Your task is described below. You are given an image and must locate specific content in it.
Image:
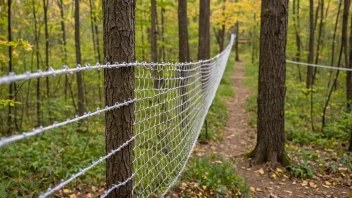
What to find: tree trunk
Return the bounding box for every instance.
[198,0,210,61]
[251,0,289,165]
[57,0,68,102]
[178,0,190,133]
[74,0,86,117]
[7,0,13,134]
[348,10,352,152]
[32,0,41,127]
[161,8,166,62]
[103,0,135,197]
[198,0,210,91]
[178,0,190,63]
[235,20,240,61]
[293,0,302,81]
[307,0,315,89]
[344,0,352,111]
[151,0,158,62]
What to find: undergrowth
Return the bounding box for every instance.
[243,52,352,179]
[179,156,249,197]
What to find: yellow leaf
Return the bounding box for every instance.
[309,181,317,188]
[250,187,256,192]
[301,180,308,186]
[257,168,265,175]
[276,168,283,173]
[325,181,331,186]
[69,194,76,198]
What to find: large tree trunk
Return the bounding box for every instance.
[251,0,289,165]
[307,0,315,89]
[74,0,86,117]
[348,10,352,151]
[103,0,135,197]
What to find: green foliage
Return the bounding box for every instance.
[288,162,314,179]
[182,156,249,196]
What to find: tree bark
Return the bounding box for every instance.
[345,0,352,111]
[7,0,13,134]
[293,0,302,81]
[235,20,240,61]
[32,0,41,127]
[348,10,352,151]
[178,0,190,62]
[103,0,135,197]
[74,0,86,117]
[251,0,289,165]
[307,0,315,88]
[198,0,210,61]
[151,0,158,63]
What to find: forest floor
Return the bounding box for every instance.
[191,61,352,198]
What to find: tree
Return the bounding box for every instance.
[74,0,86,117]
[103,0,135,197]
[178,0,190,131]
[151,0,158,63]
[250,0,289,165]
[198,0,210,61]
[307,0,315,89]
[178,0,190,62]
[7,0,13,134]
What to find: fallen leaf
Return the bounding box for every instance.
[250,187,256,192]
[309,181,318,188]
[301,180,308,186]
[325,181,331,186]
[255,188,263,192]
[338,167,348,171]
[257,168,265,175]
[276,168,283,173]
[69,194,76,198]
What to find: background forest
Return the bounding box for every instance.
[0,0,352,197]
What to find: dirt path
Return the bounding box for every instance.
[194,62,350,198]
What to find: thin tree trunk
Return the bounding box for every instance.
[103,1,135,197]
[307,0,315,89]
[151,0,158,63]
[74,0,86,118]
[293,0,302,81]
[235,0,240,61]
[32,0,41,127]
[235,20,240,61]
[7,0,13,134]
[57,0,68,102]
[161,8,166,62]
[251,0,289,165]
[344,0,351,111]
[43,0,51,122]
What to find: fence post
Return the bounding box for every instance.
[103,1,135,197]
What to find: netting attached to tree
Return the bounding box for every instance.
[0,35,235,198]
